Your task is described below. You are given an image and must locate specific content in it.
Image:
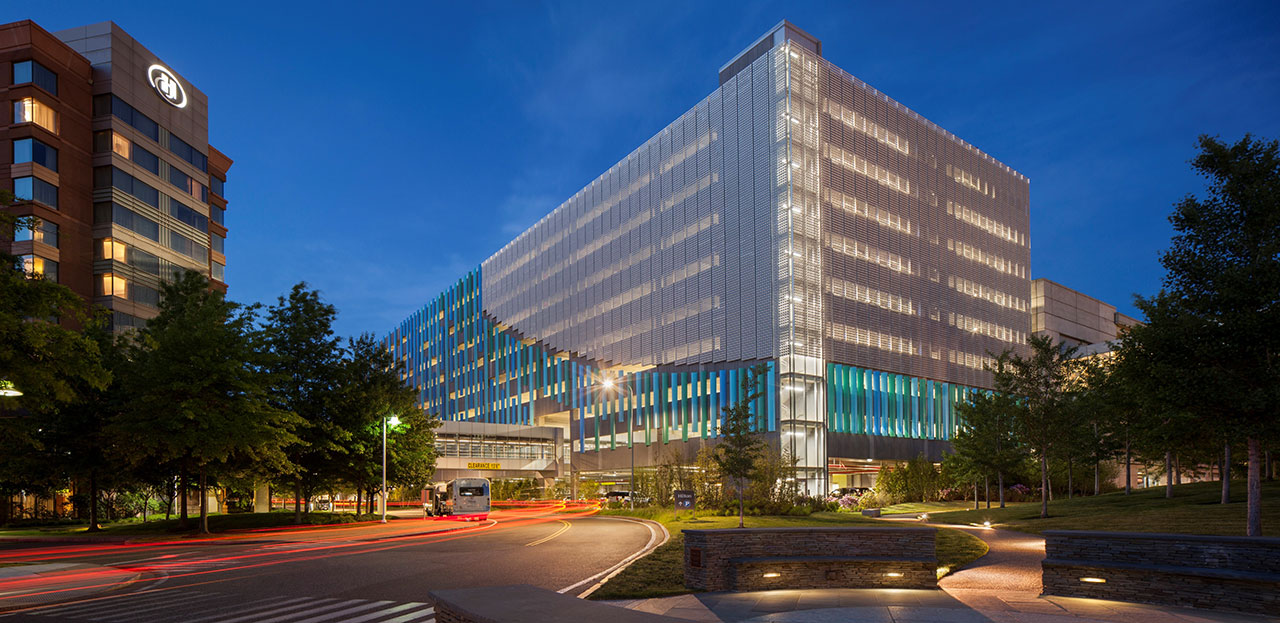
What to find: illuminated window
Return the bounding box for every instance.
[948,240,1026,278]
[825,100,909,155]
[14,97,58,133]
[97,273,130,299]
[828,278,915,315]
[947,312,1026,344]
[13,137,57,171]
[827,321,919,355]
[946,165,996,198]
[829,233,912,274]
[16,255,57,282]
[827,145,911,195]
[826,188,911,235]
[947,201,1023,245]
[948,275,1028,312]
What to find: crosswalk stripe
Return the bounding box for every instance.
[43,591,222,619]
[258,599,394,623]
[176,596,313,623]
[87,592,234,621]
[32,591,175,616]
[338,602,423,623]
[193,597,344,623]
[378,608,436,623]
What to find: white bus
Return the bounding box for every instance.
[428,478,490,520]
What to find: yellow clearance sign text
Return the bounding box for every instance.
[467,462,501,470]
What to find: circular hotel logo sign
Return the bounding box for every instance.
[147,64,187,108]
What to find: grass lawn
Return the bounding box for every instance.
[587,510,987,600]
[877,500,1003,515]
[927,480,1280,537]
[0,511,388,538]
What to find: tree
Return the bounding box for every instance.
[263,283,344,522]
[331,333,435,514]
[1,195,111,524]
[713,364,768,528]
[1002,335,1084,519]
[113,271,302,532]
[1143,135,1280,536]
[951,377,1021,508]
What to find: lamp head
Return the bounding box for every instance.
[388,415,401,427]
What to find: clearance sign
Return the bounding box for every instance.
[467,462,501,470]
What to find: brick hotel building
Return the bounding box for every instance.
[2,20,231,331]
[388,21,1030,493]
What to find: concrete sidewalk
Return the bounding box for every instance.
[606,588,1280,622]
[0,563,141,612]
[605,520,1279,623]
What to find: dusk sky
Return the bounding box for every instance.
[24,1,1280,340]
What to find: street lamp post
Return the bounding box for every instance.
[382,414,401,523]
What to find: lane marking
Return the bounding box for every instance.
[523,521,571,547]
[557,516,668,596]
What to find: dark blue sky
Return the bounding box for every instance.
[25,1,1280,339]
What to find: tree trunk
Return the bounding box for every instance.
[356,488,363,518]
[1247,438,1262,537]
[1040,452,1049,519]
[1165,451,1173,499]
[294,482,302,524]
[1067,457,1074,500]
[166,475,175,520]
[984,475,990,509]
[199,471,210,534]
[1174,454,1182,485]
[1094,460,1100,496]
[973,481,979,510]
[1124,440,1132,495]
[998,471,1005,508]
[737,480,744,529]
[178,468,190,529]
[1222,442,1232,505]
[87,469,101,532]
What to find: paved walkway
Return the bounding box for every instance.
[605,519,1279,623]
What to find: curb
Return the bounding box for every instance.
[568,516,671,599]
[0,536,131,544]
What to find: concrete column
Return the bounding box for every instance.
[253,484,271,513]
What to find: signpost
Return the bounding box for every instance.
[674,489,695,519]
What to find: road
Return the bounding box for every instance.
[0,502,658,622]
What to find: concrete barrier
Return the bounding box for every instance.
[1041,530,1280,615]
[429,585,676,622]
[683,527,936,591]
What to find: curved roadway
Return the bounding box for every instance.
[0,502,655,622]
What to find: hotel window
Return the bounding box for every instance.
[111,311,146,331]
[168,167,207,202]
[17,254,58,282]
[167,134,207,172]
[211,205,225,226]
[13,98,58,134]
[96,203,160,242]
[95,95,159,142]
[13,137,57,171]
[98,273,129,298]
[211,233,225,254]
[210,176,224,198]
[13,176,58,209]
[97,131,161,175]
[168,230,208,263]
[15,219,58,248]
[168,198,209,232]
[211,261,225,282]
[13,60,58,95]
[97,166,159,209]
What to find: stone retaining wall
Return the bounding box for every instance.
[1041,530,1280,615]
[683,527,936,591]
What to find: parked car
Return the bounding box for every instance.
[830,487,870,498]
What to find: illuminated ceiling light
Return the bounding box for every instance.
[763,572,781,578]
[791,161,802,168]
[885,572,904,578]
[1079,577,1106,583]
